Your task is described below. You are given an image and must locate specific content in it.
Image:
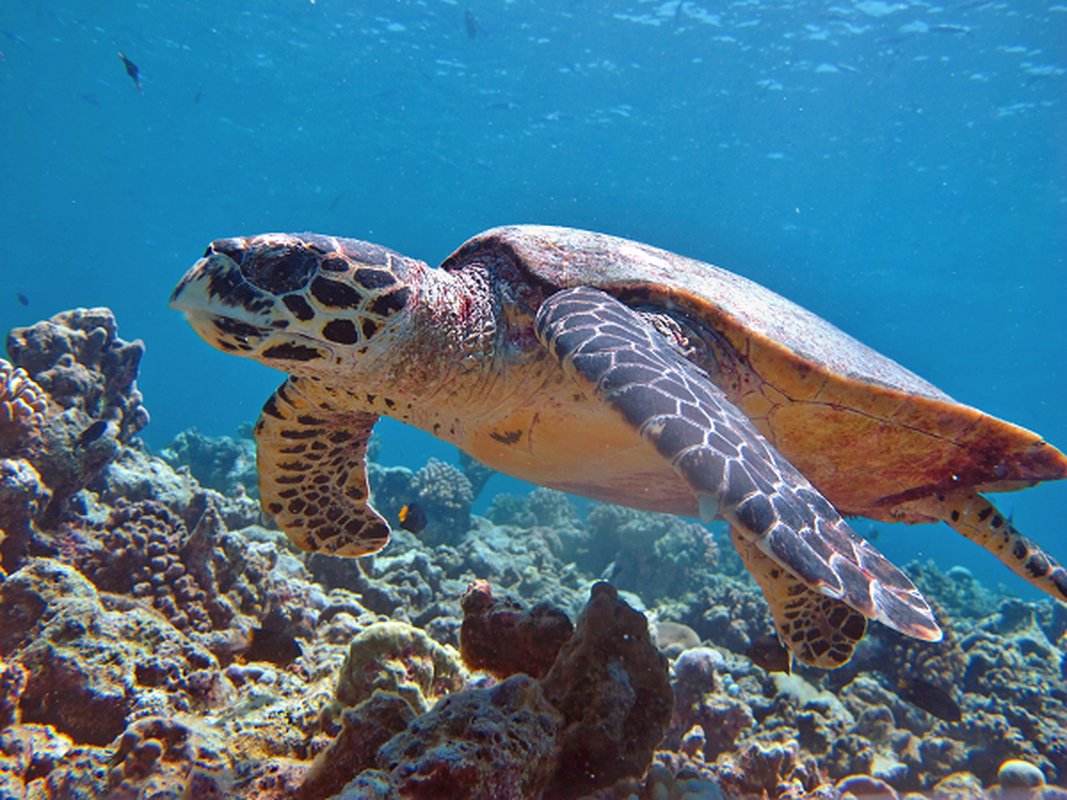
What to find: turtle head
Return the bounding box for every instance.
[170,233,419,374]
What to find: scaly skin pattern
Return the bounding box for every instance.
[460,226,1067,523]
[535,287,941,653]
[899,488,1067,602]
[730,526,867,669]
[254,377,387,556]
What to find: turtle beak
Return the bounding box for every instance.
[170,239,279,318]
[169,242,281,355]
[171,237,336,365]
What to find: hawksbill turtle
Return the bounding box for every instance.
[170,225,1067,668]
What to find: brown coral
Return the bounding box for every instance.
[65,499,233,636]
[541,581,674,800]
[459,579,574,680]
[299,692,416,800]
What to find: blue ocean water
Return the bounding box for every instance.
[1,0,1063,596]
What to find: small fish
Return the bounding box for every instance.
[77,92,102,109]
[398,503,428,534]
[3,30,32,49]
[930,23,971,34]
[746,633,791,674]
[465,8,479,38]
[895,676,962,723]
[16,293,28,306]
[118,51,143,94]
[246,627,302,665]
[193,86,203,104]
[74,420,108,449]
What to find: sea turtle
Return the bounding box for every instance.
[169,226,1067,668]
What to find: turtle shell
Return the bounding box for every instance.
[442,225,1067,523]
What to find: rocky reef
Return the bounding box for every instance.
[1,307,1066,800]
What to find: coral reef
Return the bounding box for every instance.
[1,309,152,566]
[159,427,257,498]
[0,658,27,729]
[5,309,149,509]
[6,308,148,440]
[411,457,476,546]
[104,715,233,798]
[2,306,1066,800]
[0,558,223,746]
[586,505,720,602]
[0,457,51,572]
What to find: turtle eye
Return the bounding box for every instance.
[241,245,320,295]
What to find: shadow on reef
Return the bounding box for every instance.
[2,307,1067,799]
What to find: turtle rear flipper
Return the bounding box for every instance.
[255,377,390,556]
[535,287,942,656]
[903,489,1067,602]
[731,525,867,669]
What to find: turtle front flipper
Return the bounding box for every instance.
[901,489,1067,603]
[535,287,942,654]
[255,377,390,556]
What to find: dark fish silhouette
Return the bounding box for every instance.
[930,23,971,34]
[398,503,428,534]
[3,31,31,49]
[746,633,791,674]
[118,51,142,93]
[465,8,479,38]
[77,92,102,109]
[16,293,28,306]
[246,627,302,665]
[895,676,962,723]
[74,420,108,449]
